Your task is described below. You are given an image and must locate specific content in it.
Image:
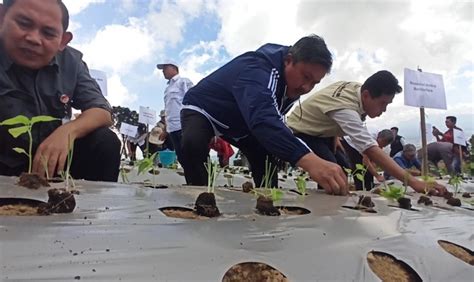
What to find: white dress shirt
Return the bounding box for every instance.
[164,74,193,133]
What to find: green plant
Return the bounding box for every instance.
[204,157,220,193]
[345,164,368,191]
[294,175,307,197]
[448,174,463,196]
[253,158,283,203]
[0,115,58,173]
[421,174,436,194]
[381,184,404,201]
[61,134,75,190]
[40,155,50,180]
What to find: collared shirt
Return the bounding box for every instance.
[164,74,193,133]
[0,43,112,172]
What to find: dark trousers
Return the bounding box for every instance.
[341,139,374,190]
[169,130,183,165]
[0,127,121,182]
[180,109,278,187]
[294,133,350,189]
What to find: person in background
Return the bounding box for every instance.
[342,129,394,190]
[286,71,446,195]
[418,142,454,176]
[432,116,463,174]
[209,137,234,167]
[389,126,404,157]
[180,35,348,195]
[385,144,421,179]
[156,60,193,165]
[0,0,120,181]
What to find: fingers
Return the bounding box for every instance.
[311,163,348,196]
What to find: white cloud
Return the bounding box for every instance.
[106,74,138,106]
[63,0,106,15]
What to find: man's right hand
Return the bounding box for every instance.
[297,153,348,195]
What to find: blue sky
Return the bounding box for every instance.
[10,0,474,145]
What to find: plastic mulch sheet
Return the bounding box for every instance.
[1,172,473,281]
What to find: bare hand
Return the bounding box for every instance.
[375,175,385,182]
[32,126,76,178]
[308,160,348,195]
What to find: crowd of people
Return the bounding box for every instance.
[1,0,471,197]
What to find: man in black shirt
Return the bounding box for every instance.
[389,127,404,157]
[0,0,120,181]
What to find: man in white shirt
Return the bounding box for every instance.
[156,60,193,165]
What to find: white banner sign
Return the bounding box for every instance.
[90,69,108,97]
[138,106,157,125]
[453,128,465,146]
[403,68,446,109]
[120,122,138,138]
[425,123,432,142]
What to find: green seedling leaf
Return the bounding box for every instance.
[343,167,352,174]
[31,115,59,124]
[0,115,30,126]
[8,126,29,138]
[271,189,284,202]
[381,185,404,200]
[12,147,28,155]
[355,163,365,171]
[355,173,364,182]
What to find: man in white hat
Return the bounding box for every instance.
[156,60,193,165]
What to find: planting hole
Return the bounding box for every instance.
[276,206,310,215]
[438,240,474,265]
[341,205,377,213]
[288,189,308,196]
[0,198,47,216]
[143,183,168,189]
[222,262,288,282]
[159,206,207,220]
[367,251,422,282]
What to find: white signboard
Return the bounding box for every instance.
[425,123,432,142]
[138,106,157,125]
[453,128,465,146]
[90,69,108,96]
[403,68,446,109]
[120,122,138,138]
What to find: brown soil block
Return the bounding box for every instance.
[47,177,64,183]
[17,172,50,189]
[398,197,412,209]
[0,198,47,216]
[276,206,310,215]
[462,192,471,198]
[37,188,76,215]
[256,196,280,216]
[195,192,220,217]
[367,251,422,282]
[446,197,461,207]
[222,262,288,282]
[358,195,375,208]
[242,181,254,193]
[417,195,433,206]
[443,191,454,200]
[438,240,474,265]
[148,169,160,175]
[159,206,207,220]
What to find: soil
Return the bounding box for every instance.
[194,192,220,217]
[277,206,310,215]
[222,262,288,282]
[438,240,474,265]
[446,197,461,207]
[143,183,168,189]
[47,177,64,183]
[148,168,160,175]
[462,192,471,198]
[17,172,50,189]
[371,187,383,195]
[417,195,433,206]
[367,251,422,282]
[37,188,76,215]
[242,181,254,193]
[0,204,40,216]
[358,195,375,208]
[397,197,412,210]
[256,196,280,216]
[443,191,454,200]
[159,207,207,220]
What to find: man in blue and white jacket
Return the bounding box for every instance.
[181,35,348,195]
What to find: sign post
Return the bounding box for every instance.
[404,68,447,177]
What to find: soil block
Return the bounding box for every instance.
[443,192,454,200]
[194,192,220,217]
[417,195,433,206]
[256,196,280,216]
[462,192,471,198]
[358,195,375,208]
[446,197,461,207]
[222,262,288,282]
[37,188,76,215]
[242,181,254,193]
[367,251,422,282]
[17,172,50,189]
[397,197,412,210]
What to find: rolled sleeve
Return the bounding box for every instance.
[329,109,377,153]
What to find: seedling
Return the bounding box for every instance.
[294,174,307,197]
[0,115,58,173]
[253,158,283,203]
[381,184,404,201]
[204,157,221,194]
[448,174,463,196]
[137,152,158,187]
[421,174,436,195]
[40,155,50,180]
[223,172,234,187]
[60,135,75,190]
